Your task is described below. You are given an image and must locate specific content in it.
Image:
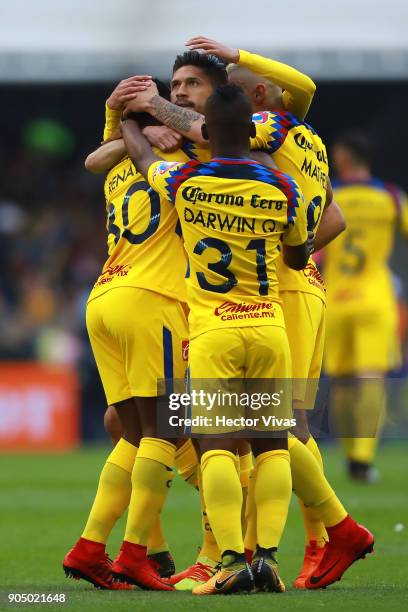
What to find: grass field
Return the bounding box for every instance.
[1,442,407,612]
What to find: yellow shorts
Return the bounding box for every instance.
[86,287,188,403]
[188,325,292,434]
[325,304,400,376]
[281,291,325,408]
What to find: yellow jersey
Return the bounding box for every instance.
[250,110,329,301]
[148,157,307,339]
[179,112,328,301]
[237,48,316,121]
[88,149,190,303]
[324,177,408,310]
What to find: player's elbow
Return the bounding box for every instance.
[332,201,347,237]
[84,153,105,174]
[305,76,316,97]
[338,213,347,234]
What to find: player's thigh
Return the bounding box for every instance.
[244,325,293,432]
[101,287,189,397]
[244,325,292,378]
[324,308,353,376]
[86,295,131,405]
[189,328,245,379]
[354,307,399,374]
[281,291,325,409]
[281,291,323,377]
[189,328,245,435]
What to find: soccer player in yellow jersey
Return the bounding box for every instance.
[123,83,310,594]
[63,78,198,591]
[127,39,373,588]
[103,47,372,588]
[324,132,408,481]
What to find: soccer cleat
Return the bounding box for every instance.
[251,547,285,593]
[348,460,380,483]
[192,552,253,595]
[63,537,133,590]
[293,541,327,589]
[170,556,217,590]
[306,515,374,589]
[147,550,176,578]
[112,541,175,591]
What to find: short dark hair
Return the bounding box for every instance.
[172,51,228,87]
[204,84,253,149]
[205,83,252,121]
[126,78,170,127]
[334,131,373,166]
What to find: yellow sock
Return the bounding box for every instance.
[239,452,253,535]
[243,466,257,553]
[306,436,324,469]
[82,438,137,543]
[289,437,347,528]
[201,450,244,554]
[147,518,168,555]
[254,450,292,549]
[332,381,358,458]
[239,452,253,488]
[197,468,220,562]
[175,439,199,488]
[351,379,386,464]
[351,437,379,464]
[124,437,175,546]
[295,437,328,546]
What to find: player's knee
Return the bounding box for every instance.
[291,409,310,444]
[251,436,288,456]
[104,405,124,446]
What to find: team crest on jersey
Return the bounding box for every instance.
[153,161,180,177]
[252,111,270,124]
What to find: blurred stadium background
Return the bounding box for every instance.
[0,0,407,447]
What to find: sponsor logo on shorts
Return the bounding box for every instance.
[182,340,189,361]
[303,261,325,291]
[214,300,276,321]
[94,264,131,287]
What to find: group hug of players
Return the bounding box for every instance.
[62,36,407,595]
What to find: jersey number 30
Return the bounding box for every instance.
[108,182,161,245]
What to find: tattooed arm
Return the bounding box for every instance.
[125,87,206,144]
[146,96,205,143]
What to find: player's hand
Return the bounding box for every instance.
[107,76,154,110]
[186,36,239,63]
[123,81,160,115]
[307,230,315,254]
[142,126,183,152]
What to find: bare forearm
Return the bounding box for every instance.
[85,139,126,174]
[146,96,205,143]
[314,201,346,251]
[122,119,160,178]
